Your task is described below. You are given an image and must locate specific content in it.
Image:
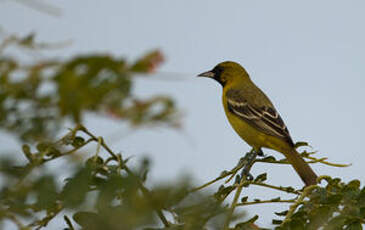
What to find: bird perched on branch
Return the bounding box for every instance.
[198,61,317,186]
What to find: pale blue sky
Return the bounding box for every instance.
[1,0,365,228]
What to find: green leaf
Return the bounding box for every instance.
[275,210,288,216]
[241,196,248,203]
[254,173,267,183]
[86,156,104,170]
[260,156,277,163]
[96,173,125,211]
[33,176,58,210]
[294,141,309,149]
[270,197,281,202]
[214,185,235,201]
[272,219,282,225]
[22,144,33,162]
[72,136,85,148]
[347,180,361,189]
[73,211,103,230]
[345,221,362,230]
[61,167,92,208]
[36,141,61,157]
[233,215,259,229]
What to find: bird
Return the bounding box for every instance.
[197,61,317,186]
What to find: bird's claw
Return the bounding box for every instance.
[240,166,254,181]
[245,173,254,181]
[256,149,264,156]
[258,153,268,158]
[254,149,269,158]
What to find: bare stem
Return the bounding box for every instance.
[303,155,350,167]
[78,125,170,227]
[223,178,246,230]
[282,185,317,225]
[190,156,248,193]
[223,150,258,230]
[250,182,301,195]
[190,171,232,193]
[237,199,296,206]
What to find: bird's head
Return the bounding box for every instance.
[197,61,249,86]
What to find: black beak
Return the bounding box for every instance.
[197,70,215,78]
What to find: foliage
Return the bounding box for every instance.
[0,33,178,141]
[0,33,364,230]
[276,177,365,229]
[0,125,229,230]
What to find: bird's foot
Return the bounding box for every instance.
[239,166,254,181]
[236,149,259,182]
[255,148,269,158]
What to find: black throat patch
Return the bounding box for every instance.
[212,66,224,86]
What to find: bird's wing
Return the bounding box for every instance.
[226,89,294,145]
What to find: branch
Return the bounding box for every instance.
[29,203,63,230]
[225,157,248,184]
[250,182,300,195]
[64,215,75,230]
[255,153,350,168]
[237,199,296,206]
[303,155,350,167]
[281,185,317,225]
[77,125,170,228]
[43,138,94,163]
[223,149,258,230]
[190,155,249,193]
[190,171,231,193]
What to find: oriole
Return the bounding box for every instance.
[198,61,317,186]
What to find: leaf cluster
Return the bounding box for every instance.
[276,177,365,229]
[0,33,178,141]
[0,126,229,230]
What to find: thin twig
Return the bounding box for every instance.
[254,159,290,164]
[303,155,350,167]
[78,125,170,227]
[237,199,296,206]
[15,136,94,190]
[190,156,251,193]
[255,154,350,168]
[282,185,317,225]
[190,171,232,193]
[78,126,118,159]
[64,215,75,230]
[29,203,63,229]
[250,182,301,195]
[225,158,246,184]
[223,150,258,230]
[223,178,246,230]
[95,137,102,156]
[43,138,94,163]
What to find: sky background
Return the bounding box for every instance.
[1,0,365,228]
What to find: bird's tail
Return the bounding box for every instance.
[284,148,318,186]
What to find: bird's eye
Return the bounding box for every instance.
[212,66,223,77]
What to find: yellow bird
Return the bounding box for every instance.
[198,61,317,186]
